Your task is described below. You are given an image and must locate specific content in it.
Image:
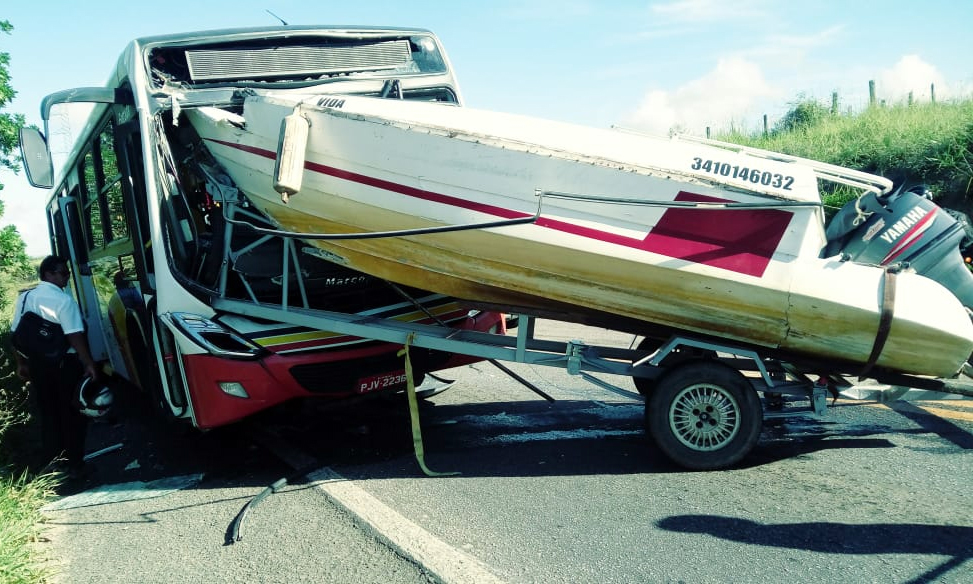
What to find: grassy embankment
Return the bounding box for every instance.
[0,97,969,583]
[0,270,57,584]
[718,98,973,214]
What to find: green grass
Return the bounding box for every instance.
[1,272,57,584]
[0,469,56,584]
[717,99,973,213]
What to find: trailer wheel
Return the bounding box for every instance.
[646,361,762,470]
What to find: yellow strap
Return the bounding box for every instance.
[398,333,459,477]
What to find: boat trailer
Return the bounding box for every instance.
[210,297,973,470]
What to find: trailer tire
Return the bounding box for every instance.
[646,361,762,470]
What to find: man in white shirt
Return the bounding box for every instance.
[12,255,99,476]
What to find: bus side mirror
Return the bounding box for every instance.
[20,127,54,189]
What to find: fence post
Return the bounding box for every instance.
[869,80,876,107]
[763,114,768,137]
[831,91,838,115]
[931,83,936,103]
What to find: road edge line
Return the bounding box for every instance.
[255,429,506,584]
[307,467,507,584]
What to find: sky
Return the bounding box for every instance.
[2,0,971,257]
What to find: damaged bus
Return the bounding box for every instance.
[19,26,505,428]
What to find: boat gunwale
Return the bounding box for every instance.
[239,93,824,205]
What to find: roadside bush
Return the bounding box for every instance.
[773,97,831,134]
[0,325,30,456]
[0,287,34,466]
[1,280,55,584]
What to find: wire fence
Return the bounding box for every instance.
[705,81,948,139]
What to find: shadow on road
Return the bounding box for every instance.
[60,384,964,495]
[657,514,972,583]
[252,396,921,478]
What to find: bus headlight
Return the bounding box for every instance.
[218,382,250,398]
[168,312,265,359]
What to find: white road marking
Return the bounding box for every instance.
[255,400,642,582]
[307,467,507,584]
[256,429,507,584]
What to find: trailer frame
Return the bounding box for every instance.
[210,297,876,469]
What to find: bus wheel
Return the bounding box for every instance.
[127,312,165,413]
[645,361,762,471]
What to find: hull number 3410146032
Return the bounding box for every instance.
[691,157,795,190]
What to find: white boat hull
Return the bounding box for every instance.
[186,95,973,377]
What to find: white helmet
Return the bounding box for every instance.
[76,377,114,418]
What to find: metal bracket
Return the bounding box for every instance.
[811,384,829,416]
[644,336,778,388]
[566,340,584,375]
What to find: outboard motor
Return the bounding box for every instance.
[823,186,973,310]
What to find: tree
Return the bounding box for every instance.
[0,19,33,312]
[0,20,24,174]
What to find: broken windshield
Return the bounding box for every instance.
[147,33,448,89]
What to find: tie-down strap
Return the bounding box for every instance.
[858,266,899,380]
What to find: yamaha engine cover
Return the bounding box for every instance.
[824,187,973,310]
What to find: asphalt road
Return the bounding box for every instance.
[38,322,973,583]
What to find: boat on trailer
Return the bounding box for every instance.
[24,24,972,470]
[186,92,973,379]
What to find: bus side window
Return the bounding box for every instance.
[99,126,129,243]
[49,186,69,258]
[62,185,88,266]
[77,118,130,256]
[80,150,105,250]
[115,116,156,293]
